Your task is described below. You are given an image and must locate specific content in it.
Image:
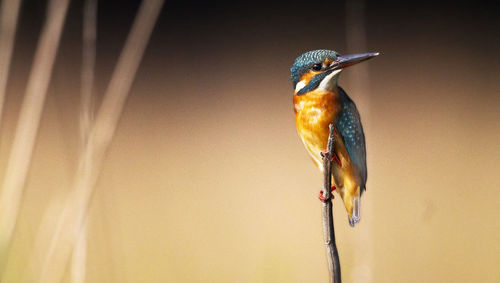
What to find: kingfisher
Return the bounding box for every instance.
[290,49,378,227]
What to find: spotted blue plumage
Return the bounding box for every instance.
[336,87,367,192]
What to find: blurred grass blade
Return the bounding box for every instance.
[0,0,70,267]
[71,220,88,283]
[345,0,374,282]
[71,0,98,282]
[26,0,165,282]
[79,0,97,148]
[0,0,22,128]
[345,0,370,103]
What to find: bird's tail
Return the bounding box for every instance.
[348,195,361,227]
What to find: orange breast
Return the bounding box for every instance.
[294,88,363,217]
[293,89,341,168]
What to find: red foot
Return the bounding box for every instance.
[331,154,342,167]
[321,150,342,167]
[318,186,336,202]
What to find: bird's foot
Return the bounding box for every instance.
[318,186,336,202]
[320,150,342,167]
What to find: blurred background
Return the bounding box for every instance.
[0,0,499,282]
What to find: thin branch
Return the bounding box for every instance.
[0,0,22,128]
[0,0,70,267]
[71,0,98,282]
[321,123,341,283]
[25,0,165,282]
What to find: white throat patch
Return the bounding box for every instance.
[318,69,342,91]
[294,80,306,93]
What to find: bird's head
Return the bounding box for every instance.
[290,49,379,95]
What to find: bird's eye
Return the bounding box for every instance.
[312,64,322,71]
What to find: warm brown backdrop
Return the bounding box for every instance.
[1,0,499,282]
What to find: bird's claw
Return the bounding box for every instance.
[320,150,342,167]
[318,186,336,202]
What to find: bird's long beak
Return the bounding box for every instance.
[328,52,379,71]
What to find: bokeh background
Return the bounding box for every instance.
[1,0,499,282]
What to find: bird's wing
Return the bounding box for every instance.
[336,87,367,189]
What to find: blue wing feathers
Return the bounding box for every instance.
[336,87,367,190]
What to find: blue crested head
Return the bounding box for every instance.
[290,50,339,95]
[290,49,379,95]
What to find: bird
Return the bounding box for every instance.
[290,49,378,227]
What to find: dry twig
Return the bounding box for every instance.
[321,123,341,283]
